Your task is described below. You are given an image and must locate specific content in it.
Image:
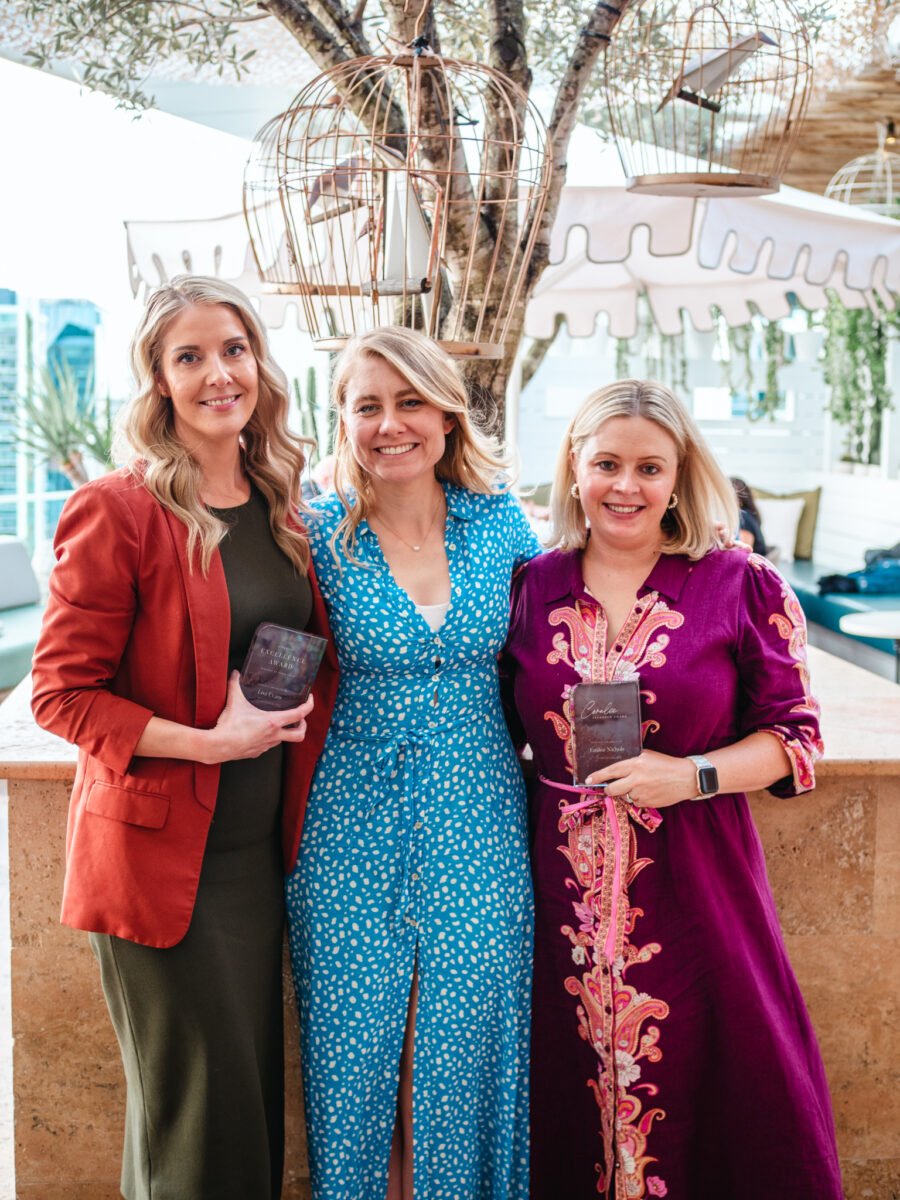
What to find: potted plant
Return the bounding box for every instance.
[15,360,116,488]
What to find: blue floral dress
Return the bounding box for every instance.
[286,483,540,1200]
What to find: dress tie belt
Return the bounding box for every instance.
[539,774,608,814]
[332,716,479,929]
[539,774,625,968]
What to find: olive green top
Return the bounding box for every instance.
[209,485,313,851]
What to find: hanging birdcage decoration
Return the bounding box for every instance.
[604,0,813,196]
[824,124,900,220]
[243,45,552,357]
[243,100,342,289]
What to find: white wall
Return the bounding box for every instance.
[515,320,900,571]
[807,472,900,570]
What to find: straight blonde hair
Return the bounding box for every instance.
[116,275,313,575]
[549,379,738,560]
[329,327,509,560]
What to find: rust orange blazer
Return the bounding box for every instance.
[31,468,339,949]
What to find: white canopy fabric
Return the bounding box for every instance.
[125,210,305,329]
[526,141,900,338]
[125,137,900,340]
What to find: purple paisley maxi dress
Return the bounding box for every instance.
[501,545,843,1200]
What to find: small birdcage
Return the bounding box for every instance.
[825,124,900,220]
[243,45,552,357]
[604,0,812,196]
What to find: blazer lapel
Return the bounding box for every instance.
[162,507,231,729]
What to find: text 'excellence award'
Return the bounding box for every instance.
[239,622,328,711]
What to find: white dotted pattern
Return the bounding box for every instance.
[286,483,540,1200]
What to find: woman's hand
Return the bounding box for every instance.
[203,672,315,764]
[714,522,750,552]
[586,749,697,809]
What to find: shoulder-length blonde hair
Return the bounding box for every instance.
[330,326,508,559]
[116,275,312,575]
[549,379,738,560]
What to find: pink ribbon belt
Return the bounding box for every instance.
[539,774,608,814]
[539,774,625,965]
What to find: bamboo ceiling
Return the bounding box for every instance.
[770,68,900,195]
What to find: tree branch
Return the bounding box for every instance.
[313,0,374,58]
[257,0,352,70]
[524,0,633,298]
[488,0,529,90]
[521,313,564,388]
[173,11,271,31]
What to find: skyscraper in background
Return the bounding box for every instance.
[0,288,23,539]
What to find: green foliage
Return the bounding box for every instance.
[749,319,786,422]
[822,293,900,465]
[15,359,116,484]
[20,0,259,110]
[723,313,787,423]
[15,0,831,118]
[726,320,754,407]
[79,392,117,468]
[294,366,323,467]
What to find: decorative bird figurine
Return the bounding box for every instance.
[656,29,778,113]
[307,155,368,212]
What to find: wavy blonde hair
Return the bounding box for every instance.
[329,327,509,560]
[115,275,312,575]
[549,379,738,560]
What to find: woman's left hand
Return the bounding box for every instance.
[586,749,697,808]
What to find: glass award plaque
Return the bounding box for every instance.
[239,622,328,712]
[572,680,642,784]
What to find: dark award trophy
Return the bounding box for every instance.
[239,623,328,711]
[572,680,642,784]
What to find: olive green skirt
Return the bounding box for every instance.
[91,833,285,1200]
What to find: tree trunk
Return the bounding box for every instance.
[259,0,634,435]
[57,451,90,489]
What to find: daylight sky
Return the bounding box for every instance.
[0,56,253,391]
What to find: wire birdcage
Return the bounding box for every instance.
[825,125,900,220]
[243,46,552,357]
[604,0,812,196]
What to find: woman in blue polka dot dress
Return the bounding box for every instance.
[285,327,540,1200]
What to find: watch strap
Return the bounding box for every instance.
[687,753,718,799]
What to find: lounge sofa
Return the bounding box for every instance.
[776,559,897,657]
[0,538,44,690]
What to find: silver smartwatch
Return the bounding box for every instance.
[687,754,718,799]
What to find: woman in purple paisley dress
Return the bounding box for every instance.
[502,380,843,1200]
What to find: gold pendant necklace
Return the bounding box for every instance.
[373,494,445,552]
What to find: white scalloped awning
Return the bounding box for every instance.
[526,139,900,338]
[125,136,900,340]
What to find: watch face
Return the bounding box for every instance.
[698,765,718,794]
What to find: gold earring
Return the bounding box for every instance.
[667,493,678,510]
[570,482,580,499]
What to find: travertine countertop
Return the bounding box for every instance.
[0,677,76,780]
[0,644,897,780]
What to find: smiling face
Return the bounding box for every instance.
[155,303,259,451]
[341,354,454,489]
[572,415,680,554]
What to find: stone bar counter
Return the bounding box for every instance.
[1,645,899,1198]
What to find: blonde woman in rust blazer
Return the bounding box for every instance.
[31,276,338,1200]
